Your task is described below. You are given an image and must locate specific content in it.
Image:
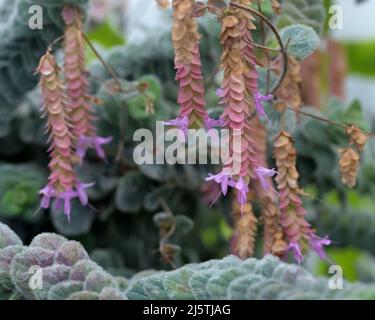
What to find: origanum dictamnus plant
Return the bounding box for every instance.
[3,221,375,300]
[0,221,127,300]
[27,0,373,268]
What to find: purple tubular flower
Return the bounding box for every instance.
[59,189,78,219]
[93,136,113,160]
[77,135,113,162]
[39,185,55,209]
[255,166,278,193]
[39,182,94,221]
[76,182,95,206]
[204,117,225,130]
[230,177,249,206]
[254,92,273,124]
[215,88,224,98]
[164,115,189,139]
[206,171,233,196]
[77,135,91,161]
[309,235,331,261]
[287,242,304,265]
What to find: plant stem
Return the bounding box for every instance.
[286,106,375,137]
[82,32,123,92]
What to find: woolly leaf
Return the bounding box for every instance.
[276,0,326,35]
[115,172,150,213]
[281,24,320,60]
[99,287,127,300]
[70,260,102,282]
[141,274,169,300]
[84,270,117,293]
[9,247,55,299]
[206,268,247,299]
[32,265,71,300]
[227,274,264,300]
[30,233,67,251]
[0,245,25,291]
[163,267,195,300]
[0,222,22,249]
[48,280,84,300]
[67,291,99,300]
[50,200,95,237]
[54,241,89,267]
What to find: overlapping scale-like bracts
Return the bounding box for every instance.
[38,53,76,194]
[231,193,257,259]
[262,198,287,256]
[63,5,95,138]
[37,52,92,218]
[338,147,360,188]
[274,132,311,245]
[171,0,209,129]
[62,5,111,161]
[219,5,257,184]
[274,131,330,263]
[239,0,258,96]
[250,117,286,256]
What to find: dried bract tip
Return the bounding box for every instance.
[271,0,281,15]
[339,147,360,188]
[346,125,369,152]
[274,131,330,263]
[232,195,257,259]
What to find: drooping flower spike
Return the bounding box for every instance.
[36,52,93,219]
[251,116,287,257]
[274,131,331,263]
[167,0,218,135]
[240,3,273,124]
[232,194,257,259]
[62,5,112,162]
[206,2,278,208]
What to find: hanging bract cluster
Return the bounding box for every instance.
[162,0,371,264]
[37,5,111,219]
[30,0,373,268]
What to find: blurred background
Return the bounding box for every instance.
[0,0,375,284]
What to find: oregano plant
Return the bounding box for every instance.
[0,0,374,301]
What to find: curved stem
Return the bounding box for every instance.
[286,106,375,137]
[229,1,288,94]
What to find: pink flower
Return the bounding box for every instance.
[310,234,331,261]
[254,93,273,124]
[255,166,278,194]
[287,242,304,265]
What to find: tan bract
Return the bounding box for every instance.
[339,147,360,188]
